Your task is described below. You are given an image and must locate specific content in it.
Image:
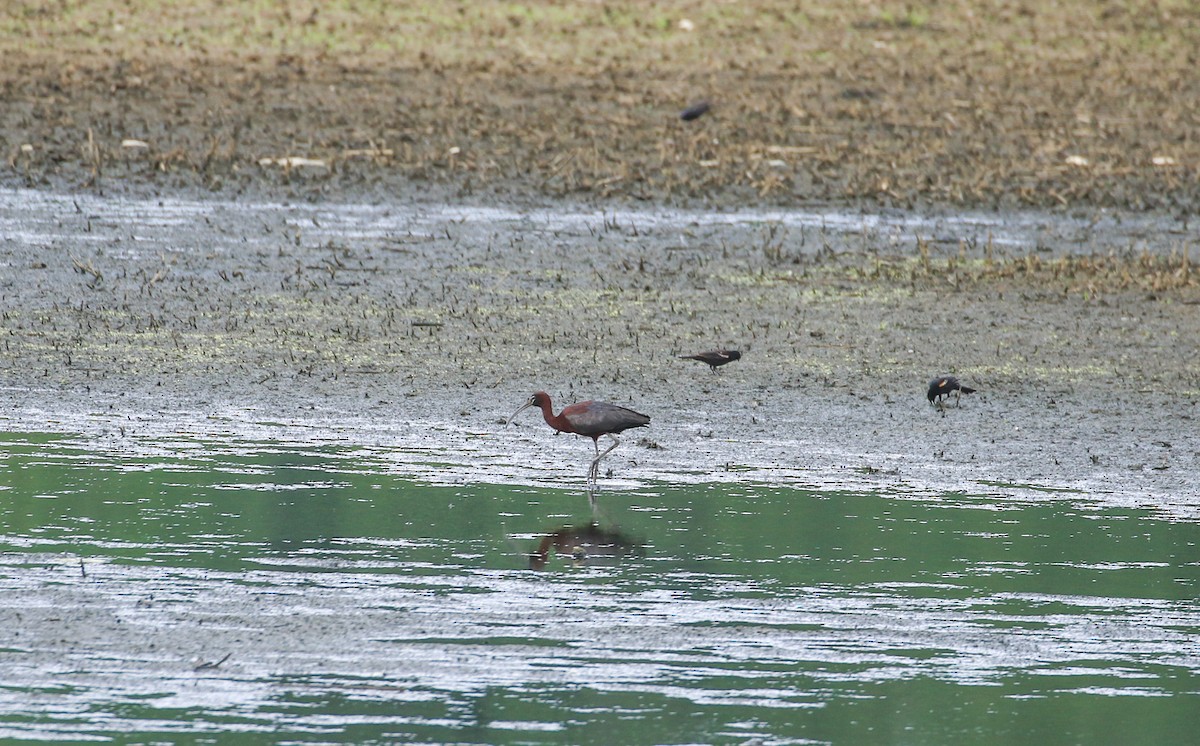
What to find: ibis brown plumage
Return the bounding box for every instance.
[509,391,650,482]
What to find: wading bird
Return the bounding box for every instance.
[927,375,976,408]
[679,349,741,372]
[509,391,650,483]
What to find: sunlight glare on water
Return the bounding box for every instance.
[0,432,1197,744]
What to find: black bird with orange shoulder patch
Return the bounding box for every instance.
[680,349,741,372]
[927,375,976,407]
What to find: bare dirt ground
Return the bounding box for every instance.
[2,1,1198,210]
[1,1,1199,500]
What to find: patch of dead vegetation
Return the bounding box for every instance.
[859,246,1198,296]
[1,1,1198,209]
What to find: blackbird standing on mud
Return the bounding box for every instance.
[679,349,741,372]
[927,375,976,407]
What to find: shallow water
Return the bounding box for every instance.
[1,433,1197,743]
[2,186,1189,261]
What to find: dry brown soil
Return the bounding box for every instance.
[2,0,1199,210]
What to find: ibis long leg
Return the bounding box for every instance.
[588,434,622,482]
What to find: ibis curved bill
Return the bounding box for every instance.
[509,391,650,482]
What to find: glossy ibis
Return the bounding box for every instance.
[509,391,650,482]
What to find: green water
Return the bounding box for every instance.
[0,432,1197,744]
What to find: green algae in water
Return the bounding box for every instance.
[0,433,1197,744]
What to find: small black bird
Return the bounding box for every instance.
[680,349,741,372]
[680,101,712,121]
[927,375,976,407]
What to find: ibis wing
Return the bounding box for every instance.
[562,401,650,437]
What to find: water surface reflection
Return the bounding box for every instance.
[0,434,1197,743]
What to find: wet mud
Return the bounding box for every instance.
[1,189,1198,508]
[2,3,1198,502]
[3,7,1200,737]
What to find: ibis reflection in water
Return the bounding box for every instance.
[508,391,650,483]
[528,521,643,571]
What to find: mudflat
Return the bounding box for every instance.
[1,2,1197,500]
